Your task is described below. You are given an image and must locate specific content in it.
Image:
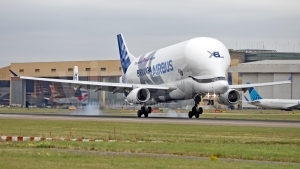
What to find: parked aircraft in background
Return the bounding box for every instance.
[45,85,88,104]
[44,66,88,104]
[243,78,299,110]
[20,34,291,118]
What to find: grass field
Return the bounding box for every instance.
[0,118,300,168]
[0,148,298,169]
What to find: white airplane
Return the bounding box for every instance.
[20,34,291,118]
[243,81,300,111]
[44,66,89,104]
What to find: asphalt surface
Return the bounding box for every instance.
[0,113,299,127]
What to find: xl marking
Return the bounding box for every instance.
[208,51,224,58]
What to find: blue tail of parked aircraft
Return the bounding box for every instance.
[117,34,135,74]
[246,82,262,101]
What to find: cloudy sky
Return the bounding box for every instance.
[0,0,300,67]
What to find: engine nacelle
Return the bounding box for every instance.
[126,88,151,104]
[217,89,240,105]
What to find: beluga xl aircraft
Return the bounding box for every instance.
[20,34,291,118]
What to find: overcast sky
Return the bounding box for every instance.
[1,0,300,67]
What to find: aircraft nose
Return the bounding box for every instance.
[214,81,229,94]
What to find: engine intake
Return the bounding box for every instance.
[217,89,240,105]
[126,88,151,104]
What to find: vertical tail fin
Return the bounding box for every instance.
[73,66,78,81]
[247,82,262,101]
[117,34,135,74]
[288,74,292,82]
[244,95,249,102]
[9,70,18,77]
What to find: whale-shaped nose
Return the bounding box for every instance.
[213,80,229,94]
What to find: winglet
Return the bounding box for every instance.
[288,74,292,82]
[9,69,18,77]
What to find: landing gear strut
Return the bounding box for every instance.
[137,106,152,117]
[189,95,203,118]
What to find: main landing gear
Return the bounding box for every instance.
[189,95,203,118]
[137,106,152,117]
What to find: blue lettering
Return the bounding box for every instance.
[152,65,156,76]
[166,62,170,72]
[161,62,166,73]
[169,60,173,71]
[137,67,153,77]
[213,52,220,57]
[148,60,174,77]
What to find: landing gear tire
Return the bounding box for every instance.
[137,110,142,117]
[199,107,203,114]
[188,111,193,118]
[144,112,148,117]
[147,107,152,114]
[189,95,203,118]
[137,106,151,117]
[210,100,214,105]
[207,100,211,105]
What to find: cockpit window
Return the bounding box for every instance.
[191,76,226,83]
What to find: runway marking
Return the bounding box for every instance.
[0,113,299,128]
[0,135,163,143]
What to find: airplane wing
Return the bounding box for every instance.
[229,81,291,89]
[20,76,177,94]
[230,74,292,90]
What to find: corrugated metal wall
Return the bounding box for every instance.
[10,77,24,106]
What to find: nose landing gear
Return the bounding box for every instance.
[207,100,214,105]
[189,95,203,118]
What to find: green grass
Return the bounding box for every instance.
[0,148,298,169]
[1,118,300,164]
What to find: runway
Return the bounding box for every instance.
[0,113,299,128]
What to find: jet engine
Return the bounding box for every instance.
[217,89,240,105]
[126,88,151,104]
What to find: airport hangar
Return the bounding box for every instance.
[0,60,125,107]
[0,49,300,108]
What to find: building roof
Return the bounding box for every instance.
[241,60,300,65]
[231,49,277,53]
